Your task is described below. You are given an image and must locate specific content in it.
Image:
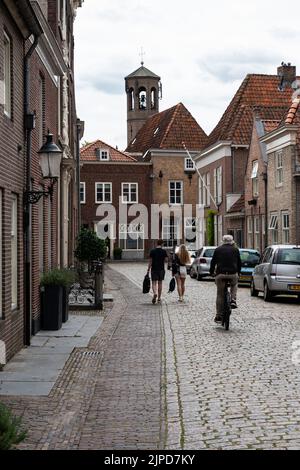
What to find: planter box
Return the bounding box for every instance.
[62,287,69,323]
[41,285,63,331]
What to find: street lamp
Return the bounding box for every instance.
[24,131,62,204]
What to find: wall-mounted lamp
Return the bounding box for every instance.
[24,131,62,205]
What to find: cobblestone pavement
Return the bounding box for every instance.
[1,262,300,450]
[111,262,300,450]
[0,268,163,450]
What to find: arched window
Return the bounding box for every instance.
[151,87,157,110]
[128,88,134,111]
[138,87,147,110]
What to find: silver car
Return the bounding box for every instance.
[251,245,300,301]
[190,246,217,280]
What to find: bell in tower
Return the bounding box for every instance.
[125,61,161,146]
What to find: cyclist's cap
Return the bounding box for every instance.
[222,235,234,245]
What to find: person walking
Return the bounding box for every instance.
[172,245,191,302]
[147,240,169,304]
[209,235,242,323]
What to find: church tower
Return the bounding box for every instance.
[125,61,161,146]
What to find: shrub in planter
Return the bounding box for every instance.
[0,403,27,450]
[113,247,122,260]
[75,227,107,287]
[40,269,75,329]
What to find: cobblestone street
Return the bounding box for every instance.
[1,262,300,450]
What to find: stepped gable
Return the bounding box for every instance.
[81,139,137,162]
[125,103,208,156]
[207,74,297,148]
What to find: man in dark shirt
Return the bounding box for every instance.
[147,240,169,304]
[210,235,242,323]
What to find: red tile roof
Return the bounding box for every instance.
[125,103,208,155]
[81,139,137,162]
[283,98,300,125]
[206,74,297,148]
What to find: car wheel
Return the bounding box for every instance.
[190,268,196,279]
[250,279,259,297]
[263,282,273,302]
[197,271,203,281]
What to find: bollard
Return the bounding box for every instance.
[93,260,103,310]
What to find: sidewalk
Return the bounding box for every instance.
[0,267,164,450]
[0,315,103,396]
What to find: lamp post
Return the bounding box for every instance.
[24,131,62,205]
[24,131,62,344]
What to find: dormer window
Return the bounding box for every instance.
[185,158,195,171]
[96,148,110,161]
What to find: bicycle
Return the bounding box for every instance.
[222,280,232,331]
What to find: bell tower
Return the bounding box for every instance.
[125,61,161,146]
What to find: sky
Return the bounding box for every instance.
[74,0,300,151]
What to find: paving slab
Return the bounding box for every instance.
[0,314,103,396]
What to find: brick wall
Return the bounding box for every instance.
[268,145,297,244]
[81,162,152,257]
[0,5,25,362]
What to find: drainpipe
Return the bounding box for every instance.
[24,36,39,346]
[263,171,268,249]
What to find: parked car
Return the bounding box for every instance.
[239,248,261,285]
[190,246,217,280]
[251,245,300,301]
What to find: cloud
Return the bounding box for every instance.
[198,50,281,83]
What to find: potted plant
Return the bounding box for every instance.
[113,247,122,260]
[74,227,107,287]
[40,268,74,330]
[0,402,27,450]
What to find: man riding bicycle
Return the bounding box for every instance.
[209,235,242,323]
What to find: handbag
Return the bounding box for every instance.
[143,273,151,294]
[168,277,176,293]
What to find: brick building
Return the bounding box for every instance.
[126,102,208,250]
[80,140,152,259]
[0,0,83,364]
[195,65,297,248]
[260,98,300,246]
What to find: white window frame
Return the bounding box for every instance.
[214,167,222,205]
[205,173,211,207]
[251,160,259,197]
[254,216,260,251]
[119,223,144,251]
[185,158,195,171]
[96,148,110,161]
[122,183,138,204]
[11,194,18,310]
[282,212,290,244]
[80,182,86,204]
[275,150,283,187]
[169,181,183,205]
[3,31,11,118]
[95,182,112,204]
[247,217,253,247]
[269,213,279,244]
[162,218,180,248]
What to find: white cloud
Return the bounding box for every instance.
[74,0,300,150]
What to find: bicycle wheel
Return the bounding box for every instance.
[224,291,231,330]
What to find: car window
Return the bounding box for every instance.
[239,250,260,267]
[203,249,215,257]
[276,248,300,265]
[262,248,272,263]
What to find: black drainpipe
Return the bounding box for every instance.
[24,36,39,346]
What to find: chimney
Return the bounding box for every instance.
[278,62,296,90]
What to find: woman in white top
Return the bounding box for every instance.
[172,245,191,302]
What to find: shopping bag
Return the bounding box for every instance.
[168,277,176,293]
[143,273,151,294]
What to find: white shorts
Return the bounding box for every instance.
[178,266,187,278]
